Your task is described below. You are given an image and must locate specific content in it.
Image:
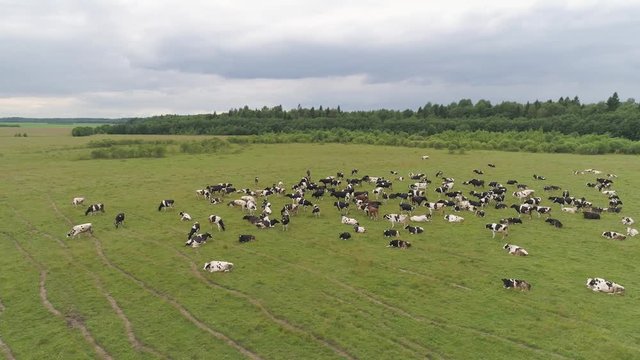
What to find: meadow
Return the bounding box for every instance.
[0,127,639,359]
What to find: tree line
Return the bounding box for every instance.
[72,93,640,141]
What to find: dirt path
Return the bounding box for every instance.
[0,298,16,360]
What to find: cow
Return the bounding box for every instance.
[196,189,211,199]
[444,214,464,223]
[622,217,635,226]
[185,233,212,248]
[533,206,552,217]
[339,232,352,240]
[502,278,531,291]
[365,205,380,220]
[334,201,349,214]
[228,199,247,209]
[473,169,484,175]
[239,234,256,243]
[312,205,321,217]
[500,218,523,225]
[545,218,563,228]
[513,189,535,201]
[208,215,225,231]
[210,197,223,205]
[421,155,430,160]
[425,202,447,215]
[488,163,496,168]
[383,214,409,228]
[601,231,626,241]
[586,278,625,294]
[503,244,528,256]
[114,213,125,228]
[486,223,509,239]
[583,212,601,220]
[72,197,85,206]
[399,203,415,214]
[532,174,546,180]
[203,261,234,273]
[561,206,578,214]
[404,225,424,234]
[66,223,93,238]
[353,225,366,233]
[511,204,533,218]
[627,227,639,237]
[524,197,542,206]
[341,216,359,226]
[179,212,192,221]
[383,229,401,237]
[158,200,175,211]
[85,203,105,216]
[187,222,200,240]
[281,214,290,231]
[256,218,280,229]
[410,214,431,222]
[388,240,411,249]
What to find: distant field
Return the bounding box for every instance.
[0,129,639,359]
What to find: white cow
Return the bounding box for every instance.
[586,278,625,294]
[410,214,431,222]
[72,197,85,206]
[503,243,528,256]
[444,214,465,223]
[627,227,639,237]
[203,261,234,273]
[66,223,93,238]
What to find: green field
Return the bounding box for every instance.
[1,127,639,359]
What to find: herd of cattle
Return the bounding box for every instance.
[66,159,634,293]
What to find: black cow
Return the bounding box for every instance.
[339,232,352,240]
[239,234,256,243]
[85,203,105,216]
[545,218,563,228]
[114,213,125,228]
[388,240,411,249]
[583,212,601,220]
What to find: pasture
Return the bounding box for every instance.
[0,129,639,359]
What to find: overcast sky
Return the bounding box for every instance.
[1,0,639,118]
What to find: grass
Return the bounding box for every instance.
[0,127,639,359]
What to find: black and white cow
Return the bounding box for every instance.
[511,204,533,218]
[444,214,465,223]
[503,243,528,256]
[334,201,349,214]
[586,278,625,294]
[72,197,85,206]
[353,225,366,233]
[383,214,409,228]
[399,203,415,214]
[533,206,552,217]
[500,218,523,225]
[203,261,234,273]
[545,218,563,228]
[601,231,626,241]
[622,217,635,226]
[208,215,225,231]
[185,233,212,248]
[383,229,401,237]
[341,216,359,226]
[187,222,200,240]
[85,203,105,216]
[179,212,192,221]
[486,223,509,239]
[404,225,424,234]
[239,234,256,243]
[312,205,321,217]
[388,240,411,249]
[502,278,531,291]
[66,223,93,238]
[158,200,175,211]
[114,213,125,228]
[339,232,352,240]
[210,197,223,205]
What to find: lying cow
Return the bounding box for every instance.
[388,240,411,249]
[601,231,627,241]
[383,229,400,237]
[67,223,93,238]
[158,199,175,211]
[404,225,424,234]
[586,277,625,294]
[502,278,531,291]
[185,233,212,248]
[341,216,359,226]
[339,232,351,240]
[179,212,192,221]
[72,197,85,206]
[622,217,635,226]
[239,234,256,243]
[444,214,464,223]
[503,243,528,256]
[627,227,639,237]
[203,261,234,273]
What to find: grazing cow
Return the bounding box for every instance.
[388,239,411,249]
[158,200,175,211]
[383,214,409,228]
[334,201,349,214]
[627,227,639,237]
[444,214,464,223]
[533,206,552,217]
[486,223,509,239]
[185,233,212,248]
[179,212,192,221]
[72,197,85,206]
[208,215,225,231]
[341,216,359,226]
[365,205,380,220]
[583,212,601,220]
[511,204,533,218]
[353,225,366,233]
[524,197,542,206]
[256,218,280,229]
[586,278,625,294]
[502,278,531,291]
[228,199,247,209]
[339,232,352,240]
[425,202,446,214]
[383,229,401,237]
[488,163,496,168]
[545,218,563,228]
[238,234,256,243]
[187,222,200,240]
[410,214,431,222]
[203,261,234,273]
[66,223,93,238]
[602,231,626,240]
[622,217,635,226]
[114,213,125,228]
[196,189,211,199]
[85,203,105,216]
[404,225,424,234]
[463,179,485,188]
[503,243,528,256]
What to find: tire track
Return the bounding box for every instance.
[14,207,167,359]
[0,298,16,360]
[135,213,359,359]
[12,237,113,360]
[240,248,569,360]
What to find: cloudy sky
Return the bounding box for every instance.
[1,0,638,118]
